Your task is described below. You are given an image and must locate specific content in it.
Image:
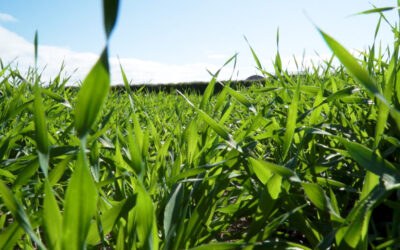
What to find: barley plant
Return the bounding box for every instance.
[1,0,400,249]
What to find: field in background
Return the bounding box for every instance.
[1,1,400,249]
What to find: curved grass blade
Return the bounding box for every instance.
[103,0,120,39]
[221,84,255,112]
[318,28,390,107]
[301,182,343,222]
[375,49,397,148]
[249,157,300,182]
[354,6,399,16]
[248,157,272,184]
[40,88,67,103]
[177,90,239,151]
[244,36,263,72]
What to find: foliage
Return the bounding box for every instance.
[1,1,400,249]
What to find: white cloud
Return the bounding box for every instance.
[0,13,17,23]
[0,25,241,85]
[207,54,229,60]
[0,25,338,86]
[113,58,228,84]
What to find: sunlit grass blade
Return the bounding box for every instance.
[282,81,299,160]
[249,157,300,182]
[301,182,343,222]
[32,30,50,178]
[40,88,67,103]
[375,49,397,148]
[62,148,98,250]
[318,28,391,107]
[43,180,62,250]
[127,122,144,176]
[354,6,399,16]
[177,90,239,150]
[222,83,255,112]
[74,49,110,139]
[34,82,50,177]
[201,70,220,110]
[248,157,272,184]
[134,181,159,250]
[119,61,135,110]
[244,36,263,72]
[119,62,131,93]
[184,119,198,165]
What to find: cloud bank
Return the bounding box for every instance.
[0,25,238,85]
[0,13,17,23]
[0,24,335,85]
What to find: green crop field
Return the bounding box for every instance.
[1,1,400,249]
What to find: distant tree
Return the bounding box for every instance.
[246,75,264,80]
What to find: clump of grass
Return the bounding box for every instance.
[0,1,400,249]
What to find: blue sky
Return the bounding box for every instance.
[0,0,397,84]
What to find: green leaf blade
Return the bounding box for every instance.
[62,149,98,250]
[74,49,110,139]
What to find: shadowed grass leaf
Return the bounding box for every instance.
[34,30,38,69]
[103,0,120,38]
[0,182,46,249]
[0,222,24,249]
[340,138,400,182]
[164,183,184,249]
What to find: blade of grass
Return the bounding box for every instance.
[103,0,120,39]
[318,28,391,107]
[62,148,98,250]
[177,90,239,151]
[43,180,62,250]
[282,80,299,160]
[34,83,49,178]
[74,49,110,139]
